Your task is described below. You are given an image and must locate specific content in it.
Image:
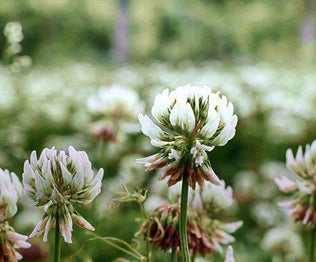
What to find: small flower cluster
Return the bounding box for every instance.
[87,85,143,142]
[137,85,237,189]
[0,168,30,260]
[23,146,103,243]
[139,180,241,257]
[139,203,215,257]
[192,181,243,254]
[87,85,142,121]
[275,140,316,226]
[261,227,304,261]
[2,22,32,72]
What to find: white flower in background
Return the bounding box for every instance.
[261,227,304,261]
[3,22,23,44]
[137,85,237,189]
[275,140,316,226]
[251,202,290,228]
[192,181,243,254]
[23,146,103,243]
[0,168,22,221]
[199,180,234,212]
[87,84,143,121]
[0,222,31,261]
[224,246,235,262]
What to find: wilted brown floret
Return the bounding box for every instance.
[139,204,213,257]
[0,242,17,262]
[158,163,221,190]
[291,205,316,226]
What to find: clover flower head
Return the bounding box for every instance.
[0,168,22,221]
[199,218,243,254]
[3,22,23,44]
[285,140,316,179]
[139,203,216,257]
[275,140,316,226]
[87,84,143,121]
[0,222,31,261]
[198,180,234,212]
[137,85,237,189]
[261,227,304,261]
[22,146,104,243]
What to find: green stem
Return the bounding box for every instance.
[310,226,316,262]
[171,247,177,262]
[139,202,150,262]
[54,208,61,262]
[180,175,191,262]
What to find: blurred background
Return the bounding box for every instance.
[1,0,316,261]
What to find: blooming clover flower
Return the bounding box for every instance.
[23,146,103,243]
[137,85,237,189]
[87,85,142,120]
[192,181,243,253]
[275,140,316,226]
[0,168,22,222]
[261,227,304,261]
[199,180,234,213]
[87,85,144,142]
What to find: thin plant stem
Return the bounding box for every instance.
[310,226,316,262]
[139,202,151,262]
[180,175,191,262]
[171,247,177,262]
[54,208,61,262]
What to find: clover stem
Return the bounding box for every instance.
[180,174,191,262]
[171,247,177,262]
[54,208,61,262]
[310,226,316,262]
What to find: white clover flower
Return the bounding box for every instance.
[23,146,103,243]
[199,180,234,212]
[261,227,304,261]
[87,84,143,121]
[137,85,237,189]
[0,222,31,261]
[275,140,316,226]
[0,168,22,221]
[3,22,23,44]
[190,180,242,254]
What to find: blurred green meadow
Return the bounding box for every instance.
[1,0,316,261]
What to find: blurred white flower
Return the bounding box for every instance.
[0,168,22,221]
[137,85,237,189]
[23,146,103,243]
[3,22,23,44]
[87,84,143,121]
[261,227,304,261]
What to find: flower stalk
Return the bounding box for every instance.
[171,247,177,262]
[310,226,316,262]
[54,208,61,262]
[180,175,191,262]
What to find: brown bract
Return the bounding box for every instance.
[139,204,213,257]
